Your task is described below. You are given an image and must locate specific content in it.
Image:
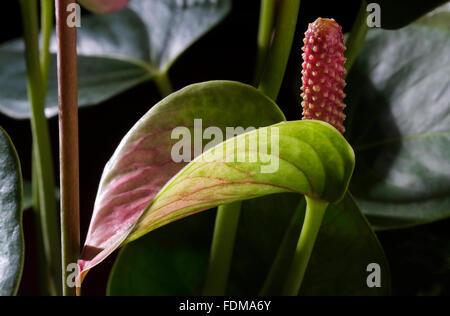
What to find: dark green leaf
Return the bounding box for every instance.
[0,127,24,296]
[107,211,214,296]
[416,4,450,31]
[107,193,390,296]
[378,219,450,296]
[299,193,390,295]
[125,0,232,71]
[346,11,450,230]
[236,193,390,296]
[0,0,231,119]
[71,0,232,71]
[376,0,448,30]
[0,50,150,119]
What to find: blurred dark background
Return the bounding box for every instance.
[1,0,449,296]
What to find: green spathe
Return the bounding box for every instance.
[127,120,355,243]
[79,81,286,284]
[78,81,355,289]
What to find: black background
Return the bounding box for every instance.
[1,0,449,296]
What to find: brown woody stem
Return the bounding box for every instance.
[55,0,80,297]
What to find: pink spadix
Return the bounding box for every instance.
[301,18,347,134]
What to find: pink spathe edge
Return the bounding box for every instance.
[76,205,209,295]
[76,224,133,295]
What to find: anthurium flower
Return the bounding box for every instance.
[78,0,130,14]
[301,18,347,134]
[75,81,355,291]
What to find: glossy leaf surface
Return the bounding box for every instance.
[0,128,24,296]
[0,0,231,118]
[347,11,450,230]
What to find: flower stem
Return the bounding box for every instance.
[344,0,369,138]
[203,202,241,296]
[282,197,328,296]
[254,0,276,85]
[41,0,53,90]
[259,198,306,295]
[31,0,57,297]
[19,0,61,296]
[344,0,369,74]
[258,0,301,100]
[55,0,80,297]
[203,0,301,296]
[154,72,174,98]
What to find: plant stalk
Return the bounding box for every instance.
[55,0,80,296]
[19,0,61,296]
[203,202,241,296]
[345,0,369,74]
[344,0,369,138]
[31,0,57,296]
[41,0,54,90]
[154,72,174,98]
[254,0,276,85]
[258,0,301,100]
[282,197,328,296]
[203,0,301,296]
[259,198,306,296]
[263,0,366,297]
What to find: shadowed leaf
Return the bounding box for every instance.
[346,9,450,230]
[376,0,449,30]
[107,193,390,296]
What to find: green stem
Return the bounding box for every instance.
[30,0,56,297]
[344,0,369,74]
[259,198,306,296]
[41,0,53,91]
[257,0,303,295]
[282,197,328,296]
[154,72,174,98]
[254,0,276,85]
[32,152,58,296]
[203,202,241,296]
[20,0,61,296]
[258,0,301,100]
[203,0,301,296]
[344,0,369,138]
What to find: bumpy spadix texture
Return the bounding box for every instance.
[301,18,347,134]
